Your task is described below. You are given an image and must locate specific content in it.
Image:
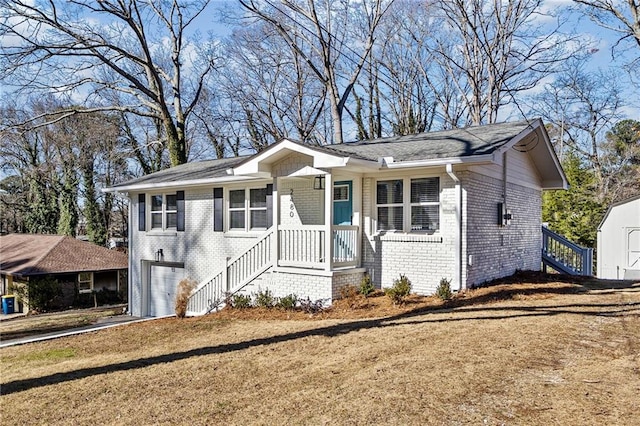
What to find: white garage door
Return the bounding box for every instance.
[149,265,185,317]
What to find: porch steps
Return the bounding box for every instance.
[542,227,593,276]
[185,229,274,316]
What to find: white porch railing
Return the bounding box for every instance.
[186,224,359,316]
[186,229,273,316]
[278,225,358,268]
[278,225,326,268]
[333,225,358,267]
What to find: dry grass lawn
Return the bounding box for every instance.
[0,305,126,341]
[1,273,639,425]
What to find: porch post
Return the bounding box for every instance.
[324,173,333,271]
[272,177,279,267]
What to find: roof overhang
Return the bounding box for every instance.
[103,175,261,193]
[230,139,379,177]
[377,119,567,189]
[493,118,567,189]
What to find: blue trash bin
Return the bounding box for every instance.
[2,295,15,314]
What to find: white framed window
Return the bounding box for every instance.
[334,184,350,202]
[376,177,439,232]
[78,272,93,293]
[150,193,177,231]
[228,187,268,231]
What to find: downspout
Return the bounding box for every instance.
[446,164,462,291]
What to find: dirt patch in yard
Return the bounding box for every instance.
[1,273,639,425]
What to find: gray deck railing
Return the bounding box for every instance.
[542,226,593,276]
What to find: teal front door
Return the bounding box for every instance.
[333,180,353,225]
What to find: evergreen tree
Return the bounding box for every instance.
[543,153,605,248]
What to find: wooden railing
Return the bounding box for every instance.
[333,225,358,267]
[186,224,360,316]
[278,225,326,268]
[186,229,273,316]
[278,225,358,268]
[542,226,593,276]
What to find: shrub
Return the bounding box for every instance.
[254,289,275,308]
[277,294,298,310]
[175,278,197,318]
[14,275,62,313]
[298,297,325,314]
[436,277,453,301]
[359,273,375,297]
[230,293,252,309]
[385,274,412,305]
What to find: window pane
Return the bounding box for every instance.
[411,178,439,203]
[377,206,403,231]
[166,194,177,210]
[151,212,162,229]
[230,211,245,229]
[166,212,177,228]
[411,205,439,231]
[334,185,349,201]
[230,190,245,209]
[377,180,403,204]
[78,272,91,282]
[250,210,267,229]
[250,188,267,208]
[151,195,163,211]
[78,281,92,292]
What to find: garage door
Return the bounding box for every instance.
[149,264,185,317]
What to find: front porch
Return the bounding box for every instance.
[187,146,369,316]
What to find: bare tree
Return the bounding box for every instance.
[529,59,626,201]
[431,0,577,125]
[215,23,328,149]
[574,0,640,49]
[238,0,391,144]
[0,0,217,167]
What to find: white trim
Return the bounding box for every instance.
[381,154,495,169]
[273,266,366,277]
[103,175,259,193]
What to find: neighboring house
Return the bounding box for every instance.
[106,119,567,318]
[597,195,640,280]
[0,234,128,310]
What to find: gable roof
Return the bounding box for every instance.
[0,234,128,277]
[597,195,640,231]
[105,118,567,192]
[320,119,534,162]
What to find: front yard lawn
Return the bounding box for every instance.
[1,274,638,425]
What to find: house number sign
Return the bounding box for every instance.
[289,189,295,217]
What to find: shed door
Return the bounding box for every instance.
[149,265,185,317]
[628,228,640,269]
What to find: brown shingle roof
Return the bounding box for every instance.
[0,234,128,277]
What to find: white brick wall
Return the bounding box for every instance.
[461,170,542,287]
[361,173,458,295]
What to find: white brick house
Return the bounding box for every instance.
[106,119,567,317]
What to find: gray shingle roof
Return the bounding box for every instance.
[107,120,536,190]
[108,156,249,190]
[320,120,533,161]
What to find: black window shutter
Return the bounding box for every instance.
[213,187,223,231]
[176,191,185,231]
[266,184,273,228]
[138,193,146,231]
